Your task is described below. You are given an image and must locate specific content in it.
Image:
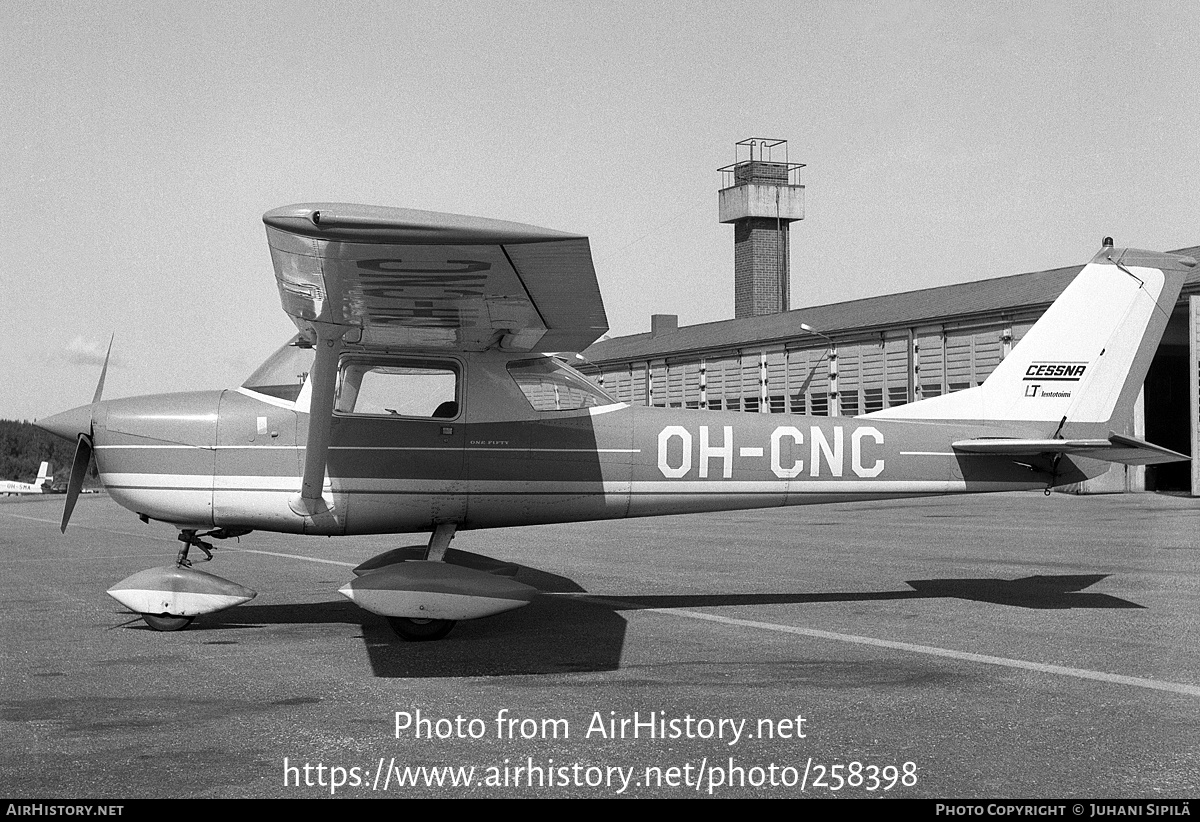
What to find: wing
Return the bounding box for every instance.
[263,203,608,353]
[263,203,609,515]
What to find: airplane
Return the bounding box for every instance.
[1,461,54,495]
[35,203,1192,640]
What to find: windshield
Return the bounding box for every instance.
[241,336,315,402]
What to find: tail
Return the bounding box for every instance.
[864,245,1193,465]
[36,461,52,487]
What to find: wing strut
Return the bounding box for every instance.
[290,323,346,516]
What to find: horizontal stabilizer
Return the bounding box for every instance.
[952,433,1189,466]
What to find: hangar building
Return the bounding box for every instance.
[582,140,1200,496]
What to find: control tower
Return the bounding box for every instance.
[718,138,805,318]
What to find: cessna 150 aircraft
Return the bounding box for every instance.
[36,203,1192,639]
[1,462,53,496]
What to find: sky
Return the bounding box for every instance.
[3,0,1199,421]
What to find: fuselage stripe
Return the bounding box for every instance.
[96,445,641,454]
[100,473,970,494]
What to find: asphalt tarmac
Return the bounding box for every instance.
[1,490,1197,799]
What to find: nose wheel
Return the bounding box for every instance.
[108,539,257,634]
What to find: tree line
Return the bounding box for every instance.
[0,419,94,487]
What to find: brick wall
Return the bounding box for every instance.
[734,218,789,318]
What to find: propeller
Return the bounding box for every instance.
[37,336,112,533]
[60,431,93,533]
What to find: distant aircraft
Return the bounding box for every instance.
[1,461,53,495]
[36,204,1191,638]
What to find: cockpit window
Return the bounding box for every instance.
[507,357,615,411]
[241,337,315,402]
[336,358,459,418]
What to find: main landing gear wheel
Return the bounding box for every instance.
[142,613,194,632]
[386,617,456,641]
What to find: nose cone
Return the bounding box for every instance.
[36,404,93,441]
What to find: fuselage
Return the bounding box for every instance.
[80,345,1066,537]
[0,462,52,495]
[0,480,46,495]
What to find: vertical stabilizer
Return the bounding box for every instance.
[864,247,1193,432]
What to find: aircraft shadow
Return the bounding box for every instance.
[597,574,1142,612]
[151,559,1141,678]
[186,559,625,678]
